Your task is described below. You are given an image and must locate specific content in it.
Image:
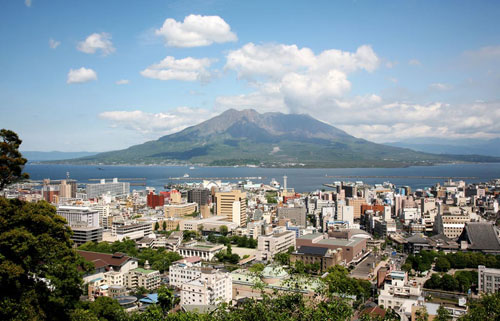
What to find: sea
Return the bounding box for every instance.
[24,163,500,193]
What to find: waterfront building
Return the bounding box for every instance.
[86,178,130,199]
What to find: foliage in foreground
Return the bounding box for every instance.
[0,198,89,321]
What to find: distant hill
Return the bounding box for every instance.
[385,138,500,157]
[55,109,500,167]
[22,151,98,162]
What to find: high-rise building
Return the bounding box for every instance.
[187,188,210,206]
[147,192,166,208]
[215,190,247,227]
[277,207,307,227]
[56,206,102,245]
[42,179,59,203]
[57,206,100,228]
[347,198,367,219]
[58,180,73,199]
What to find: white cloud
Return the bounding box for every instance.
[225,43,379,80]
[220,43,378,115]
[141,56,214,81]
[67,67,97,84]
[49,38,60,49]
[155,14,237,47]
[409,59,421,66]
[99,107,214,136]
[25,0,32,7]
[429,82,452,90]
[77,32,115,55]
[115,79,130,85]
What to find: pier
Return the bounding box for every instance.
[324,175,478,179]
[168,176,266,181]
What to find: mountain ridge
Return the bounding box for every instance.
[53,109,500,167]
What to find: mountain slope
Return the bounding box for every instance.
[61,109,500,167]
[22,151,98,162]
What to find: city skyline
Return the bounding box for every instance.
[1,0,500,152]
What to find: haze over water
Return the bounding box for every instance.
[26,163,500,193]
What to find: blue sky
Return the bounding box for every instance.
[1,0,499,151]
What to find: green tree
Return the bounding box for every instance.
[219,225,228,236]
[435,305,451,321]
[459,292,500,320]
[0,198,89,321]
[415,306,429,321]
[87,296,127,321]
[435,257,451,272]
[157,286,178,313]
[70,309,99,321]
[155,222,160,231]
[440,274,459,292]
[249,263,265,273]
[0,129,29,190]
[274,251,290,265]
[162,221,167,231]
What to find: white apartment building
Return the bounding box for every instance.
[378,271,422,320]
[180,268,232,306]
[57,206,99,228]
[86,178,130,199]
[478,265,500,294]
[169,258,203,288]
[257,230,296,261]
[92,204,111,228]
[104,269,125,286]
[112,220,153,241]
[169,257,232,307]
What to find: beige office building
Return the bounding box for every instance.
[215,190,247,227]
[164,203,198,218]
[347,198,367,219]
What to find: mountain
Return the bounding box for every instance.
[22,151,99,162]
[385,138,500,157]
[59,109,500,167]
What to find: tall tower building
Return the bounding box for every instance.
[215,190,247,227]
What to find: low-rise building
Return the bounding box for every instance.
[164,203,198,218]
[290,246,342,272]
[180,269,232,306]
[126,267,161,291]
[180,216,238,234]
[478,265,500,293]
[296,233,367,264]
[169,257,232,307]
[178,242,225,261]
[378,271,422,320]
[458,222,500,254]
[257,230,296,261]
[112,220,153,241]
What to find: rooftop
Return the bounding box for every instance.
[132,267,157,274]
[318,237,364,247]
